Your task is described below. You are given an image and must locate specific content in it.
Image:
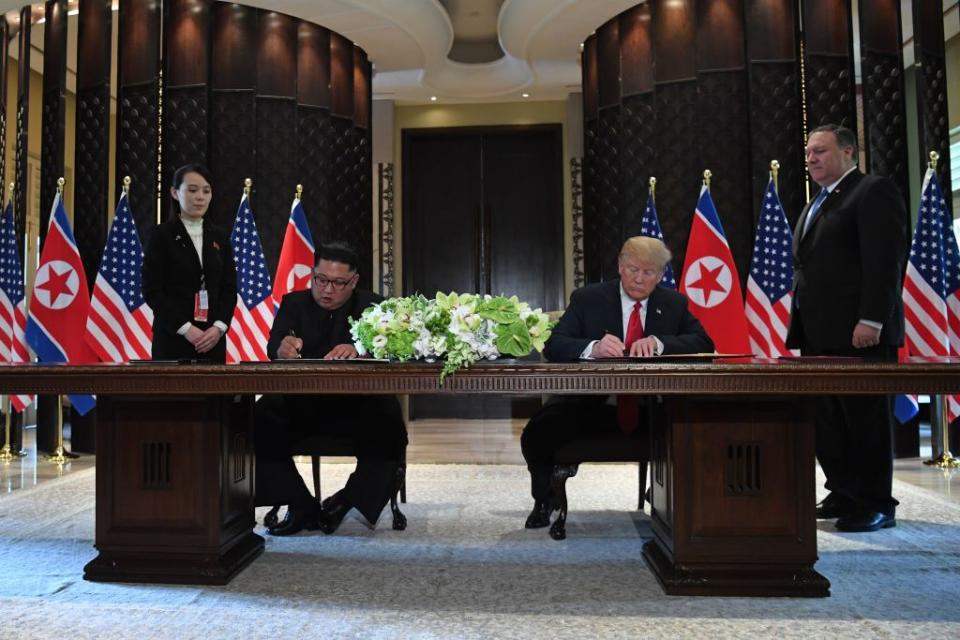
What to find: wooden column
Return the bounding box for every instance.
[619,5,655,242]
[912,0,952,190]
[746,0,804,226]
[652,0,698,271]
[162,0,212,222]
[254,11,298,275]
[295,22,331,249]
[210,3,256,229]
[801,0,857,132]
[116,0,162,240]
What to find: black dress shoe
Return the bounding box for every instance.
[524,501,557,529]
[835,510,896,532]
[317,490,352,535]
[268,502,320,536]
[815,493,856,519]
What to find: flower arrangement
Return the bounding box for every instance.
[350,292,553,381]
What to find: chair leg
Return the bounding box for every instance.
[264,505,281,529]
[391,465,407,531]
[549,464,578,541]
[399,457,407,504]
[311,455,321,503]
[638,461,649,511]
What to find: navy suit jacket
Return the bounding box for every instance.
[786,170,908,351]
[544,280,713,362]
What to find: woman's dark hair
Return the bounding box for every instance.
[315,242,359,273]
[169,163,213,218]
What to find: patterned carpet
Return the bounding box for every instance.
[0,463,959,639]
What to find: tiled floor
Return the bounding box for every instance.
[3,420,959,506]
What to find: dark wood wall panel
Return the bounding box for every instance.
[859,0,909,209]
[254,12,298,277]
[74,0,114,288]
[581,36,601,283]
[597,18,620,109]
[801,0,856,131]
[583,36,598,120]
[912,0,952,190]
[330,33,354,118]
[117,0,162,239]
[620,5,653,98]
[652,0,698,272]
[163,0,212,222]
[594,106,621,281]
[14,6,30,246]
[353,47,370,129]
[746,0,804,226]
[296,106,330,246]
[0,18,8,192]
[697,0,751,288]
[40,0,68,243]
[298,23,330,108]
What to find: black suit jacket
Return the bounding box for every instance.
[786,170,908,351]
[268,289,382,359]
[142,216,237,362]
[544,280,713,362]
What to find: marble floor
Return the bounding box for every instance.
[2,419,959,505]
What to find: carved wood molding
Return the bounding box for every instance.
[2,360,960,396]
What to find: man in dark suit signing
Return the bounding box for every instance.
[520,236,713,528]
[255,242,407,536]
[786,124,908,532]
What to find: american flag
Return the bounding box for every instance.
[639,192,676,288]
[745,178,797,358]
[902,169,960,421]
[225,193,274,362]
[0,200,32,411]
[84,191,153,362]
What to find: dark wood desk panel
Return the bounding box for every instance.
[1,359,957,593]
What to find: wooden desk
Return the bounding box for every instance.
[1,358,957,594]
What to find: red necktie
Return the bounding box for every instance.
[617,302,644,434]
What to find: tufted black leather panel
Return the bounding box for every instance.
[861,51,909,207]
[591,106,622,282]
[620,92,655,240]
[75,87,111,287]
[209,90,256,229]
[117,81,160,242]
[296,105,330,249]
[162,86,209,224]
[915,50,952,191]
[582,118,599,284]
[254,96,298,279]
[803,54,856,131]
[327,116,372,289]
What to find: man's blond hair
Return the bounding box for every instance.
[619,236,672,269]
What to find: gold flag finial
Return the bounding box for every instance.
[243,178,252,197]
[703,169,712,188]
[929,151,939,171]
[122,175,131,195]
[7,182,13,202]
[770,160,780,191]
[648,176,656,200]
[296,184,303,200]
[57,177,65,194]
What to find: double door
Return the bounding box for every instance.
[402,125,564,418]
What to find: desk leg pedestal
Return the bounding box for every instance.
[643,396,830,597]
[84,395,263,585]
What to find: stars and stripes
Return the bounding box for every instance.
[225,193,275,362]
[639,192,676,289]
[902,169,960,421]
[0,200,32,411]
[745,178,798,358]
[272,196,315,308]
[84,192,153,362]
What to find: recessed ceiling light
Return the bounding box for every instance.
[521,93,530,98]
[430,96,438,102]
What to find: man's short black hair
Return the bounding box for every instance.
[315,242,359,272]
[809,123,858,157]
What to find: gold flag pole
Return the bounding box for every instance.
[703,169,712,188]
[922,150,959,468]
[244,178,252,197]
[770,160,780,193]
[44,178,69,465]
[295,183,303,201]
[648,176,656,202]
[123,175,131,195]
[0,182,25,462]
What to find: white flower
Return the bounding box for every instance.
[372,335,388,349]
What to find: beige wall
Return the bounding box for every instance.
[392,100,575,300]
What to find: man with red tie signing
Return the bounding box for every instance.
[520,236,713,529]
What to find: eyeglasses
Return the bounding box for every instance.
[313,274,355,290]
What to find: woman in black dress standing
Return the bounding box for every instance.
[143,163,236,362]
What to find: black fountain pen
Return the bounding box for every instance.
[288,329,302,359]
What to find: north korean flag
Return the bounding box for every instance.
[25,192,96,415]
[271,196,316,309]
[679,185,751,353]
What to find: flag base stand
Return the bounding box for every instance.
[0,397,25,461]
[0,443,27,461]
[45,446,69,465]
[43,396,77,465]
[923,451,960,468]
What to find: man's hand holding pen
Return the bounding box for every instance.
[278,330,303,359]
[591,332,626,358]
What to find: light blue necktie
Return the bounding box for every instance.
[803,189,829,236]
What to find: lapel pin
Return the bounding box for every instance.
[213,241,220,251]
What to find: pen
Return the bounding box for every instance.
[288,329,302,359]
